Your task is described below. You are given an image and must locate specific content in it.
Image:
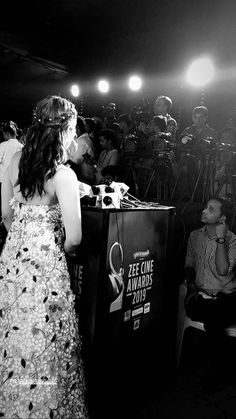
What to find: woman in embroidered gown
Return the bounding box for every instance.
[0,96,89,418]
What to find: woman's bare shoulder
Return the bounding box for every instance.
[54,164,77,182]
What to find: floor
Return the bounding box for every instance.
[134,329,236,419]
[87,326,236,419]
[135,370,236,419]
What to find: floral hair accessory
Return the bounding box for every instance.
[32,110,75,128]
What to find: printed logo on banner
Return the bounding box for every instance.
[133,318,140,330]
[133,249,150,260]
[144,302,151,314]
[67,261,83,298]
[132,306,143,317]
[126,259,154,305]
[124,310,131,322]
[108,242,125,313]
[108,242,156,335]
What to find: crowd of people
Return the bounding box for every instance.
[1,94,236,204]
[1,93,236,419]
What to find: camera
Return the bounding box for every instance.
[217,142,236,152]
[122,133,138,153]
[151,132,172,151]
[179,134,216,157]
[217,142,236,169]
[130,99,152,125]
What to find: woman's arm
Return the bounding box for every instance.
[54,166,82,253]
[1,167,14,231]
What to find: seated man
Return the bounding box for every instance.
[101,165,121,185]
[95,128,118,184]
[185,196,236,391]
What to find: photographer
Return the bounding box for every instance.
[180,106,218,144]
[214,126,236,197]
[101,102,117,129]
[137,115,177,199]
[153,95,177,143]
[147,115,177,171]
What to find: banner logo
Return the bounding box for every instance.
[108,242,124,312]
[133,249,150,260]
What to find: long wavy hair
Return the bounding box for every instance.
[16,95,77,200]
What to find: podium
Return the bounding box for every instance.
[67,205,176,418]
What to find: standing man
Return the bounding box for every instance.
[185,196,236,392]
[153,95,178,143]
[180,105,218,142]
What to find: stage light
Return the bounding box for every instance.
[186,57,215,87]
[128,75,142,91]
[71,84,80,97]
[98,80,110,93]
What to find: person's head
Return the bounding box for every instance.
[2,121,18,140]
[201,196,234,226]
[84,118,97,139]
[98,128,117,150]
[110,122,122,134]
[117,113,133,134]
[17,95,77,200]
[192,106,208,128]
[101,165,120,184]
[76,115,86,136]
[220,127,236,145]
[147,115,167,134]
[153,95,172,116]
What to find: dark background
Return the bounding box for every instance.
[1,0,236,132]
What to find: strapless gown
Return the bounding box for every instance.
[0,199,88,418]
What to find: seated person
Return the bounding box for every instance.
[185,196,236,391]
[95,129,118,184]
[101,165,121,185]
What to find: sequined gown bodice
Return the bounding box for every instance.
[0,200,88,419]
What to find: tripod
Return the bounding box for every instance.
[189,151,216,203]
[123,158,139,198]
[143,154,171,201]
[214,163,236,229]
[215,164,236,206]
[170,153,199,201]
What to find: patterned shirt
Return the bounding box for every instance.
[166,114,177,142]
[185,226,236,296]
[0,139,23,182]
